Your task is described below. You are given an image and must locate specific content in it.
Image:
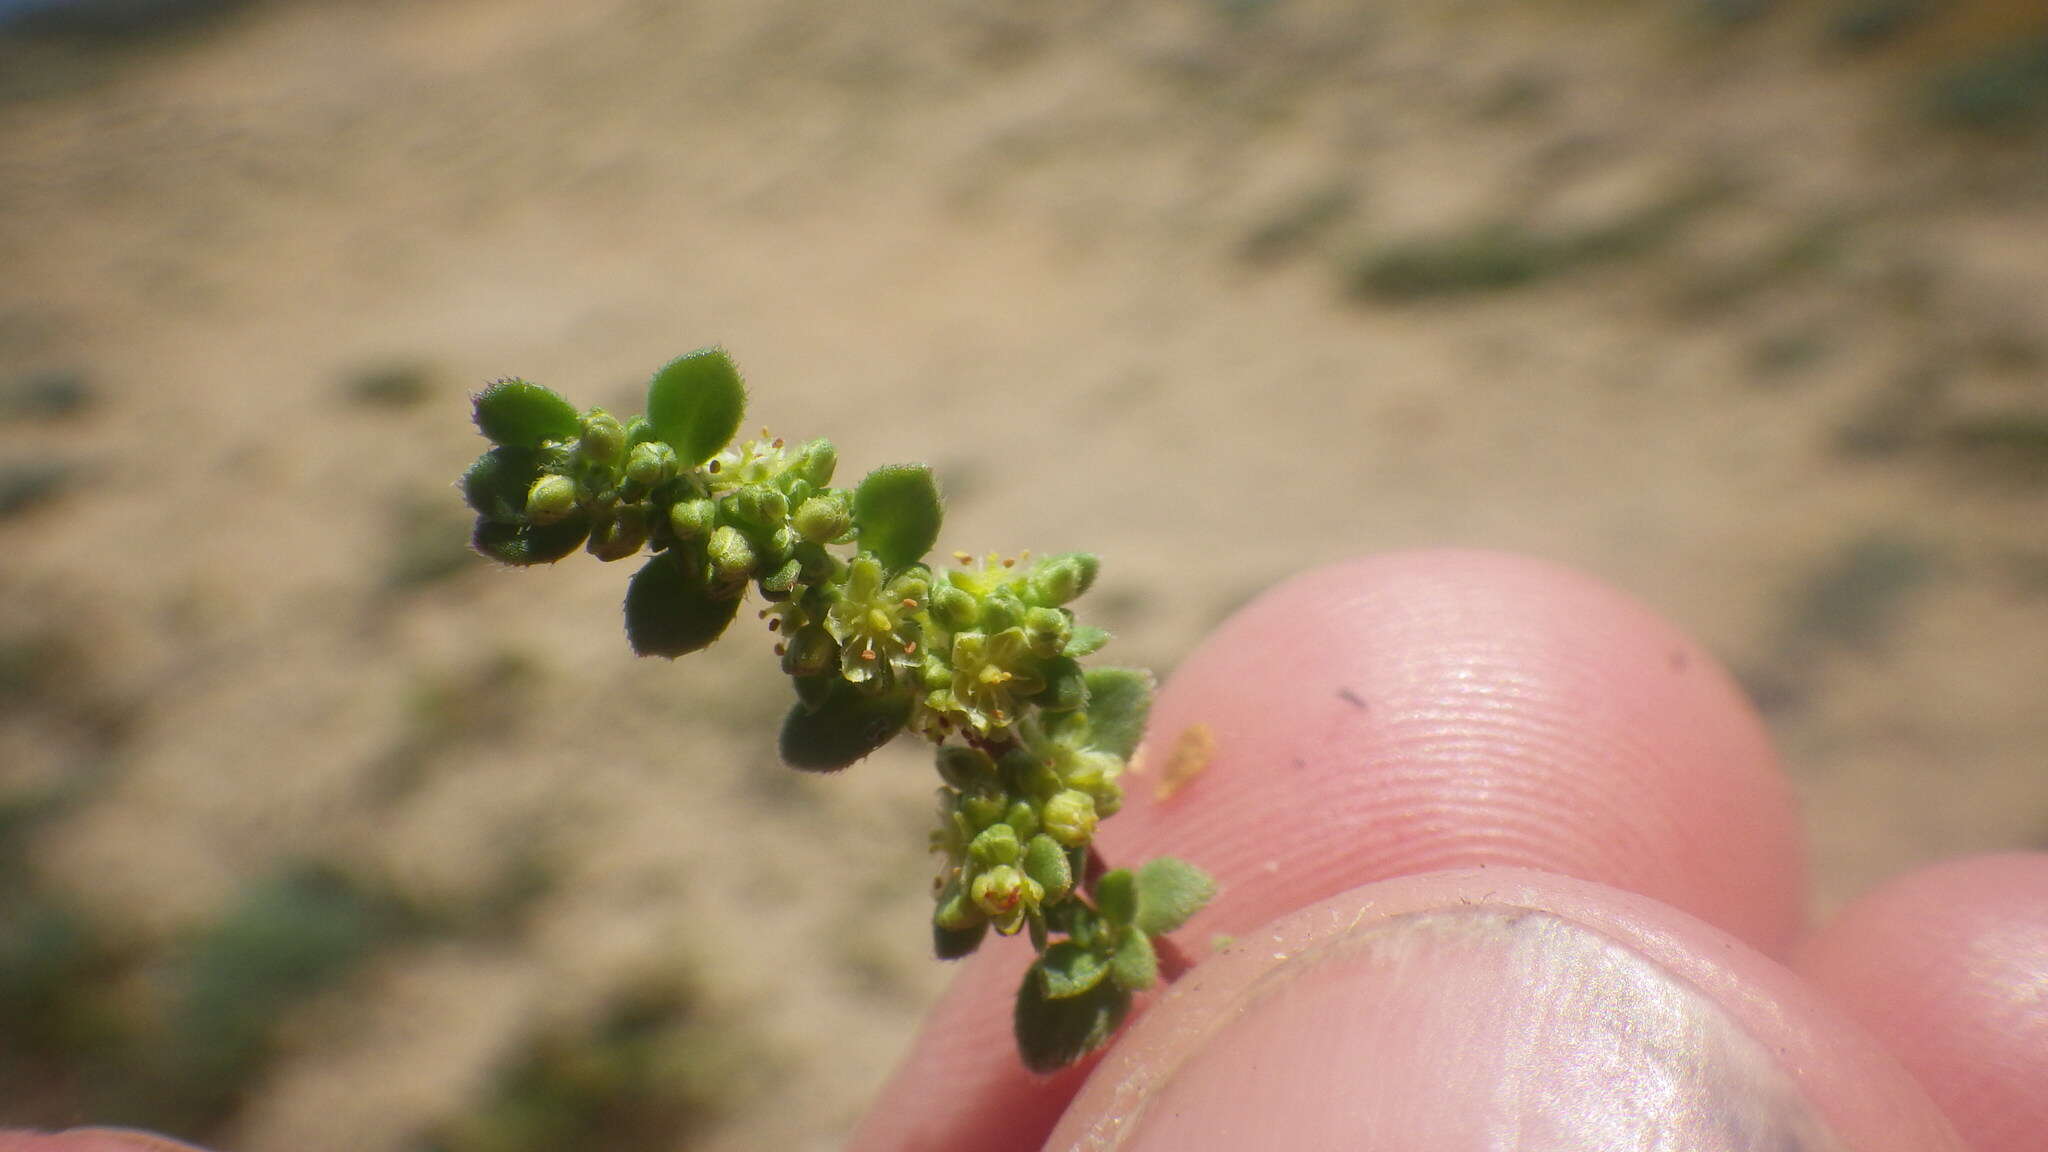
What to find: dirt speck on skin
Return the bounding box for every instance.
[2,0,2045,1148]
[1155,724,1218,804]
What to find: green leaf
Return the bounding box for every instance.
[1035,657,1088,714]
[461,447,542,524]
[473,379,581,448]
[853,464,943,572]
[1014,963,1131,1073]
[1095,869,1137,927]
[1134,857,1215,937]
[623,551,740,658]
[934,916,987,961]
[471,515,590,566]
[1110,928,1159,992]
[1063,625,1111,658]
[1083,668,1154,759]
[778,680,912,772]
[1039,940,1110,1000]
[646,348,747,466]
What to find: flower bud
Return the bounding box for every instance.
[792,492,853,543]
[958,791,1007,832]
[782,625,838,677]
[708,525,757,580]
[623,415,656,447]
[625,440,678,488]
[668,498,715,540]
[766,525,800,568]
[1022,606,1070,659]
[929,584,978,632]
[579,411,628,468]
[524,474,579,525]
[585,505,648,561]
[1004,799,1040,842]
[794,438,837,486]
[933,883,982,932]
[968,823,1021,870]
[1041,789,1098,848]
[978,591,1023,633]
[731,484,787,526]
[971,865,1027,917]
[1022,834,1073,902]
[936,746,999,792]
[1030,553,1099,607]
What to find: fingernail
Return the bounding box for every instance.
[1092,908,1835,1151]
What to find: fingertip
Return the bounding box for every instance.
[1112,549,1804,954]
[1797,853,2048,1152]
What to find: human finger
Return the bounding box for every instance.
[1796,853,2048,1152]
[1046,868,1962,1151]
[850,550,1804,1152]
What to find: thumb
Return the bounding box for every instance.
[1045,869,1962,1152]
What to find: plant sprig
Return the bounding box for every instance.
[458,347,1214,1072]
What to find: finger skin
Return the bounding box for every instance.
[0,1134,208,1152]
[850,551,1803,1152]
[1047,868,1963,1152]
[1796,854,2048,1152]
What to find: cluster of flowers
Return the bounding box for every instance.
[458,349,1211,1071]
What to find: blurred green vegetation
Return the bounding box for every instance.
[1350,179,1727,302]
[1927,35,2048,128]
[425,977,751,1152]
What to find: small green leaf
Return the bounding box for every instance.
[461,447,542,524]
[1039,941,1110,1000]
[1022,834,1073,902]
[1095,869,1137,927]
[778,680,912,772]
[853,464,943,572]
[1035,657,1088,714]
[473,379,581,448]
[1063,625,1111,658]
[646,348,746,466]
[623,551,740,658]
[1134,857,1215,937]
[1014,963,1131,1073]
[1110,928,1159,992]
[472,515,590,566]
[1083,668,1154,759]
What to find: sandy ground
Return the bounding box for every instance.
[1,1,2044,1148]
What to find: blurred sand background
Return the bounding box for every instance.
[1,1,2044,1148]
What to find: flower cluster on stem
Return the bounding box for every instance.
[458,349,1213,1072]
